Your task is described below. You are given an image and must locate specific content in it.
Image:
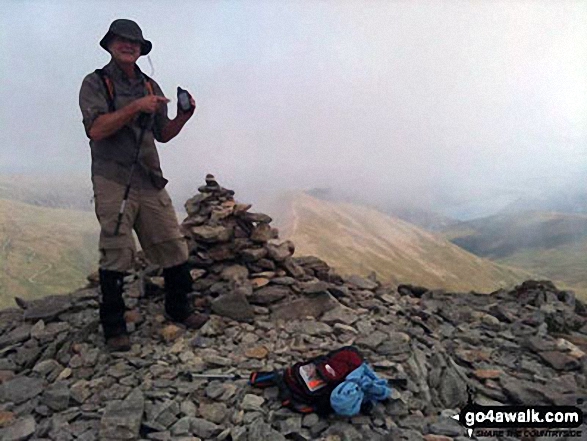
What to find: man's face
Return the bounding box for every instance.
[108,36,141,65]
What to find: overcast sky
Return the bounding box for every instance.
[1,0,586,218]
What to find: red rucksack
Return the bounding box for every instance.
[249,346,364,415]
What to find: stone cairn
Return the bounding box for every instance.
[0,175,585,441]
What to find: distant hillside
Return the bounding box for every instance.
[0,174,94,211]
[503,194,587,215]
[0,198,98,308]
[304,187,460,232]
[278,193,531,293]
[442,211,587,298]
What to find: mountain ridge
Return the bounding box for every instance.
[278,192,531,293]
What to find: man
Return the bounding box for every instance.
[79,19,208,351]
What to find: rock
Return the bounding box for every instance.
[438,367,468,408]
[556,337,586,359]
[241,212,272,223]
[265,242,294,262]
[221,265,249,283]
[251,223,274,243]
[472,369,502,380]
[356,330,388,349]
[538,351,581,371]
[377,332,411,355]
[23,296,72,321]
[99,388,144,440]
[424,435,453,441]
[239,248,267,262]
[0,415,36,441]
[271,293,339,321]
[241,394,265,411]
[0,324,31,348]
[211,291,255,322]
[245,346,269,359]
[190,225,232,243]
[160,325,183,342]
[347,275,378,290]
[41,381,70,411]
[170,416,192,436]
[321,306,358,325]
[190,418,221,439]
[247,420,286,441]
[249,286,291,305]
[203,354,232,367]
[428,417,463,437]
[124,310,143,324]
[281,258,306,279]
[0,376,45,404]
[251,278,270,289]
[199,402,228,424]
[299,281,330,295]
[0,411,15,428]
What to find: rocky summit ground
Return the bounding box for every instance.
[0,176,585,441]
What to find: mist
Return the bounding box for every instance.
[1,0,586,220]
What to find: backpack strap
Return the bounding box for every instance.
[94,69,156,113]
[94,68,116,112]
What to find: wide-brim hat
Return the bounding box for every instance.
[100,19,152,56]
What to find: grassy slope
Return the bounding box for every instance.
[279,193,531,293]
[0,198,99,309]
[442,212,587,299]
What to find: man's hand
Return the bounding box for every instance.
[158,92,196,142]
[134,95,170,113]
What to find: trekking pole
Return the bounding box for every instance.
[188,373,243,381]
[114,112,153,236]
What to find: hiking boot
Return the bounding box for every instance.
[163,262,207,326]
[106,334,131,352]
[99,269,128,340]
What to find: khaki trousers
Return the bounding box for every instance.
[92,175,188,272]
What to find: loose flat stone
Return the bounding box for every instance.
[245,346,268,359]
[538,351,581,371]
[221,265,249,282]
[241,394,265,411]
[271,293,339,321]
[239,248,267,262]
[321,306,358,325]
[0,376,45,404]
[190,418,221,439]
[347,275,378,290]
[190,225,232,243]
[199,402,228,424]
[356,330,388,349]
[271,277,296,286]
[251,278,270,289]
[249,286,292,305]
[247,420,286,441]
[265,242,294,262]
[473,369,502,380]
[211,292,254,322]
[0,325,31,348]
[0,411,15,428]
[160,325,183,343]
[99,388,144,440]
[299,281,330,295]
[41,381,70,411]
[281,258,306,279]
[0,415,36,441]
[202,354,232,367]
